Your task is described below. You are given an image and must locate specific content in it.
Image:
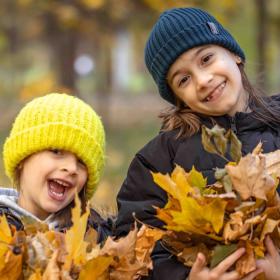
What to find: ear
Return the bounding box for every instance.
[235,55,242,64]
[17,162,23,171]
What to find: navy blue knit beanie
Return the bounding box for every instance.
[145,7,245,104]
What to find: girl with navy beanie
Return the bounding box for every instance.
[116,7,280,280]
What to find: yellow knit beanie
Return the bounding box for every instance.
[3,93,105,199]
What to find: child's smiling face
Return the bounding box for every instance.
[167,45,247,116]
[18,149,88,220]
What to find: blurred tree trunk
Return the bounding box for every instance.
[44,12,79,95]
[3,1,19,54]
[255,0,268,90]
[55,30,79,93]
[94,34,113,125]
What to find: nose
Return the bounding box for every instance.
[195,71,213,91]
[60,154,78,175]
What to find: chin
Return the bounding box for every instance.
[213,105,234,116]
[44,204,63,214]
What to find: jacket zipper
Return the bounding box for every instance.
[229,116,237,135]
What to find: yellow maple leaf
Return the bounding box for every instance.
[170,165,195,195]
[153,166,226,240]
[0,215,12,243]
[0,215,13,272]
[63,193,90,271]
[152,169,189,205]
[153,138,280,272]
[28,269,42,280]
[187,166,207,193]
[171,196,227,236]
[0,249,22,280]
[78,255,112,280]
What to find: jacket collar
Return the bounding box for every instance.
[199,111,272,134]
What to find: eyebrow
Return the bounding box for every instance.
[168,45,210,85]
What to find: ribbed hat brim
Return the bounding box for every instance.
[4,122,104,199]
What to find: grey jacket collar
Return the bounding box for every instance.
[0,187,57,228]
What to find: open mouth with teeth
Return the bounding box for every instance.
[204,81,226,102]
[48,179,72,201]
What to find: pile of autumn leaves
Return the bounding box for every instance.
[153,125,280,277]
[1,125,280,279]
[0,195,163,280]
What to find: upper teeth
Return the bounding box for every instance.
[205,82,225,101]
[53,179,70,187]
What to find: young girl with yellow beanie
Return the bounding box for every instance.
[0,93,110,241]
[115,7,280,280]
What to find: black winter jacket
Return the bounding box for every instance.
[115,100,280,279]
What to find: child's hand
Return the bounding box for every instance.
[188,248,263,280]
[256,236,280,280]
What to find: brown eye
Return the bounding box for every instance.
[179,75,190,87]
[78,158,86,166]
[201,54,213,64]
[50,149,63,155]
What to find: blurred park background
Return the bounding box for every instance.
[0,0,280,216]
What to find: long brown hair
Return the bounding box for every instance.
[159,63,280,138]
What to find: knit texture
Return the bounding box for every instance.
[3,93,105,199]
[145,7,245,104]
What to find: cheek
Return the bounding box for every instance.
[19,166,37,188]
[223,60,240,79]
[181,92,198,107]
[78,171,88,190]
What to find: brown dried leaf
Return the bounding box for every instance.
[252,142,263,155]
[178,243,210,266]
[228,130,242,162]
[135,225,164,268]
[28,269,42,280]
[264,149,280,177]
[21,217,49,235]
[270,227,280,249]
[223,211,249,242]
[84,228,98,246]
[260,218,280,241]
[236,241,256,276]
[226,153,276,200]
[254,273,266,280]
[101,225,137,260]
[25,231,65,272]
[201,125,227,156]
[42,250,60,280]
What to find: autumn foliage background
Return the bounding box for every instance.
[1,0,280,215]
